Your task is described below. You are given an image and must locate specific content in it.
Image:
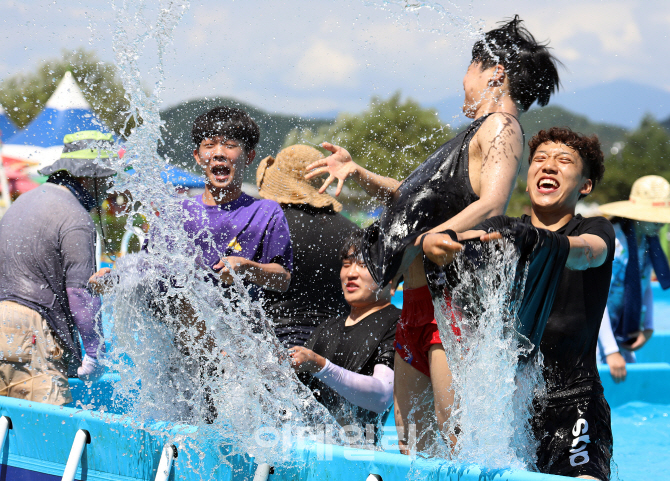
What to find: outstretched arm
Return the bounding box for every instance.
[289,346,393,413]
[565,234,608,270]
[304,142,400,204]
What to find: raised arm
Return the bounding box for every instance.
[424,113,523,234]
[304,142,400,204]
[565,234,608,270]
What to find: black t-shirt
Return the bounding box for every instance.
[478,214,615,395]
[301,304,399,426]
[262,204,359,347]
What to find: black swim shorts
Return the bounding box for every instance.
[532,388,612,480]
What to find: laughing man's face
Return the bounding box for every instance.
[527,141,592,214]
[194,136,252,192]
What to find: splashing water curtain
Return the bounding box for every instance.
[103,0,343,473]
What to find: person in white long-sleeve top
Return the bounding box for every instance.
[597,175,670,383]
[288,229,398,432]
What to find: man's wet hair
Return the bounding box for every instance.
[191,106,260,151]
[340,229,366,262]
[528,127,605,197]
[471,15,560,112]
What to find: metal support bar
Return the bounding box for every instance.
[0,416,12,453]
[252,463,273,481]
[62,429,91,481]
[154,444,178,481]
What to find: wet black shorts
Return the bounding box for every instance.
[532,390,612,480]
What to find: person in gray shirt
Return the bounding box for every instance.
[0,130,115,405]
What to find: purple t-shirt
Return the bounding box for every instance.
[182,193,293,281]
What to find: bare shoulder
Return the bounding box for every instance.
[476,112,523,145]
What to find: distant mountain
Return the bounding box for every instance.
[159,98,332,183]
[431,80,670,129]
[661,115,670,134]
[549,80,670,129]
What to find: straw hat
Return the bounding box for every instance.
[256,144,342,212]
[598,175,670,224]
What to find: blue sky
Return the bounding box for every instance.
[2,0,669,124]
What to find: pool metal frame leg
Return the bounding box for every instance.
[62,429,91,481]
[154,444,178,481]
[0,416,12,453]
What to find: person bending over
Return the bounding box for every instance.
[424,127,613,480]
[0,130,114,404]
[306,16,560,454]
[289,230,399,430]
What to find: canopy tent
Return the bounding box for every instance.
[1,72,110,193]
[0,105,18,142]
[161,165,205,189]
[124,165,205,190]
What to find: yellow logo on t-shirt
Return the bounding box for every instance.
[227,237,243,252]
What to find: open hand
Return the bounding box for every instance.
[422,233,463,267]
[304,142,358,196]
[288,346,326,374]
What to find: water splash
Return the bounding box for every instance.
[432,238,544,470]
[98,0,341,471]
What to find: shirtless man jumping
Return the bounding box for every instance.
[306,16,560,453]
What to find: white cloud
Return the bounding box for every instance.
[286,41,359,89]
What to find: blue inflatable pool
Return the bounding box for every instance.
[1,301,669,480]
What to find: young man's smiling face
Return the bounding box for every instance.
[194,136,255,196]
[527,141,592,215]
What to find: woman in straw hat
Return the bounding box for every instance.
[257,145,358,347]
[597,175,670,383]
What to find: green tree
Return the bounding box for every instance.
[284,92,453,181]
[591,116,670,204]
[0,48,134,137]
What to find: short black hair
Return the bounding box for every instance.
[471,15,560,112]
[191,106,260,151]
[339,229,365,262]
[528,127,605,198]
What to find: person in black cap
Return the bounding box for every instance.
[0,130,115,405]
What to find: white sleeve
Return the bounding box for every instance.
[643,284,654,331]
[598,306,620,357]
[313,360,394,413]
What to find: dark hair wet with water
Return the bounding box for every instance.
[528,127,605,194]
[191,106,260,151]
[471,15,561,112]
[340,229,366,263]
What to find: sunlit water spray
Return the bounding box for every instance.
[430,239,544,470]
[90,0,346,472]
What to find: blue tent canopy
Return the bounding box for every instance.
[0,106,18,142]
[161,165,204,189]
[124,165,204,189]
[2,72,110,175]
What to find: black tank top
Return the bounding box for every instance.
[363,114,492,287]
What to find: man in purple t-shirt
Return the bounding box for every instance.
[183,106,292,296]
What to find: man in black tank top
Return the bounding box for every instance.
[424,127,612,480]
[306,16,561,455]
